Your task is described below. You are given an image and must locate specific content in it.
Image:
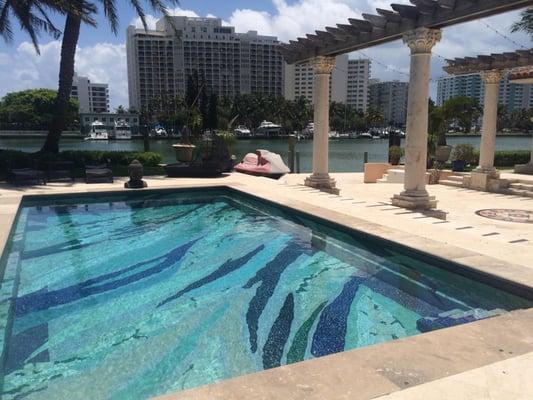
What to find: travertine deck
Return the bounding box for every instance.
[1,172,532,399]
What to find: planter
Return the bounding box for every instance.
[435,145,452,163]
[451,160,465,172]
[172,144,195,163]
[428,169,441,185]
[389,156,401,166]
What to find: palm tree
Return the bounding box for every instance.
[511,7,533,39]
[41,0,177,153]
[0,0,62,53]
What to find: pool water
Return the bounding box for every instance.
[0,189,531,399]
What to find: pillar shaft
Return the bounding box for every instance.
[305,56,339,194]
[404,49,432,195]
[477,70,502,174]
[392,28,441,210]
[312,65,330,176]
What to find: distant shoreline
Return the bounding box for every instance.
[0,131,531,140]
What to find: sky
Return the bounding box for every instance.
[0,0,530,109]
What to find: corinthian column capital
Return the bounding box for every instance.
[481,69,503,84]
[313,55,336,74]
[403,28,442,54]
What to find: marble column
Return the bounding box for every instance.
[476,70,503,176]
[514,133,533,174]
[470,70,503,190]
[305,55,339,194]
[392,27,441,210]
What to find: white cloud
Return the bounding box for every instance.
[131,7,200,30]
[0,41,128,109]
[228,0,362,41]
[0,0,530,107]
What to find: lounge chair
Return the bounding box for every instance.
[6,160,46,185]
[85,163,113,183]
[46,161,75,182]
[165,136,232,177]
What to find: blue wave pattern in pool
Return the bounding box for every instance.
[1,190,531,399]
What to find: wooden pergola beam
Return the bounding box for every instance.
[444,49,533,75]
[282,0,533,64]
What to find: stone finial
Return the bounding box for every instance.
[481,69,503,84]
[403,28,442,54]
[313,55,336,74]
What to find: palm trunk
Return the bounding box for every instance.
[41,12,81,153]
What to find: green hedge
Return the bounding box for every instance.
[0,149,162,168]
[472,150,530,167]
[0,149,164,178]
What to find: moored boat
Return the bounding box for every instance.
[234,125,252,138]
[85,120,109,140]
[356,132,373,139]
[113,118,132,140]
[255,121,283,138]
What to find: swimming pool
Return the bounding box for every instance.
[1,188,531,399]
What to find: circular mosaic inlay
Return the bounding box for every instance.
[475,209,533,224]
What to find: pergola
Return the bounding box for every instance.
[281,0,533,209]
[444,50,533,184]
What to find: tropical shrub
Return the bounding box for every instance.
[451,144,475,163]
[0,149,163,178]
[389,145,404,165]
[471,150,531,167]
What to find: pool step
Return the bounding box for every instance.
[378,169,431,184]
[377,169,405,184]
[439,175,465,188]
[417,308,506,333]
[505,188,533,198]
[509,182,533,191]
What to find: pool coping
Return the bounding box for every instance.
[1,181,533,399]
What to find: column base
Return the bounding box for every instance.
[305,174,340,194]
[391,190,437,210]
[474,166,500,179]
[470,170,501,191]
[514,163,533,175]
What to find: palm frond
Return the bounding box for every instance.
[99,0,118,33]
[0,0,14,44]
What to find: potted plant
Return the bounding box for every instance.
[217,131,238,171]
[451,143,475,172]
[436,145,453,163]
[389,145,404,166]
[173,110,202,163]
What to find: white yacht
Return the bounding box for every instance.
[234,125,251,138]
[86,120,109,140]
[356,132,373,139]
[301,122,314,138]
[113,119,132,140]
[255,121,283,138]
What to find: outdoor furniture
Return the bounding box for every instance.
[7,167,46,186]
[165,136,232,178]
[5,158,46,186]
[85,163,113,183]
[46,161,75,182]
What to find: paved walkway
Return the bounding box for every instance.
[280,173,533,270]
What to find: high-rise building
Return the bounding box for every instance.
[437,73,533,110]
[284,55,348,104]
[346,59,371,112]
[284,56,372,111]
[71,74,109,113]
[369,80,409,126]
[126,16,284,110]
